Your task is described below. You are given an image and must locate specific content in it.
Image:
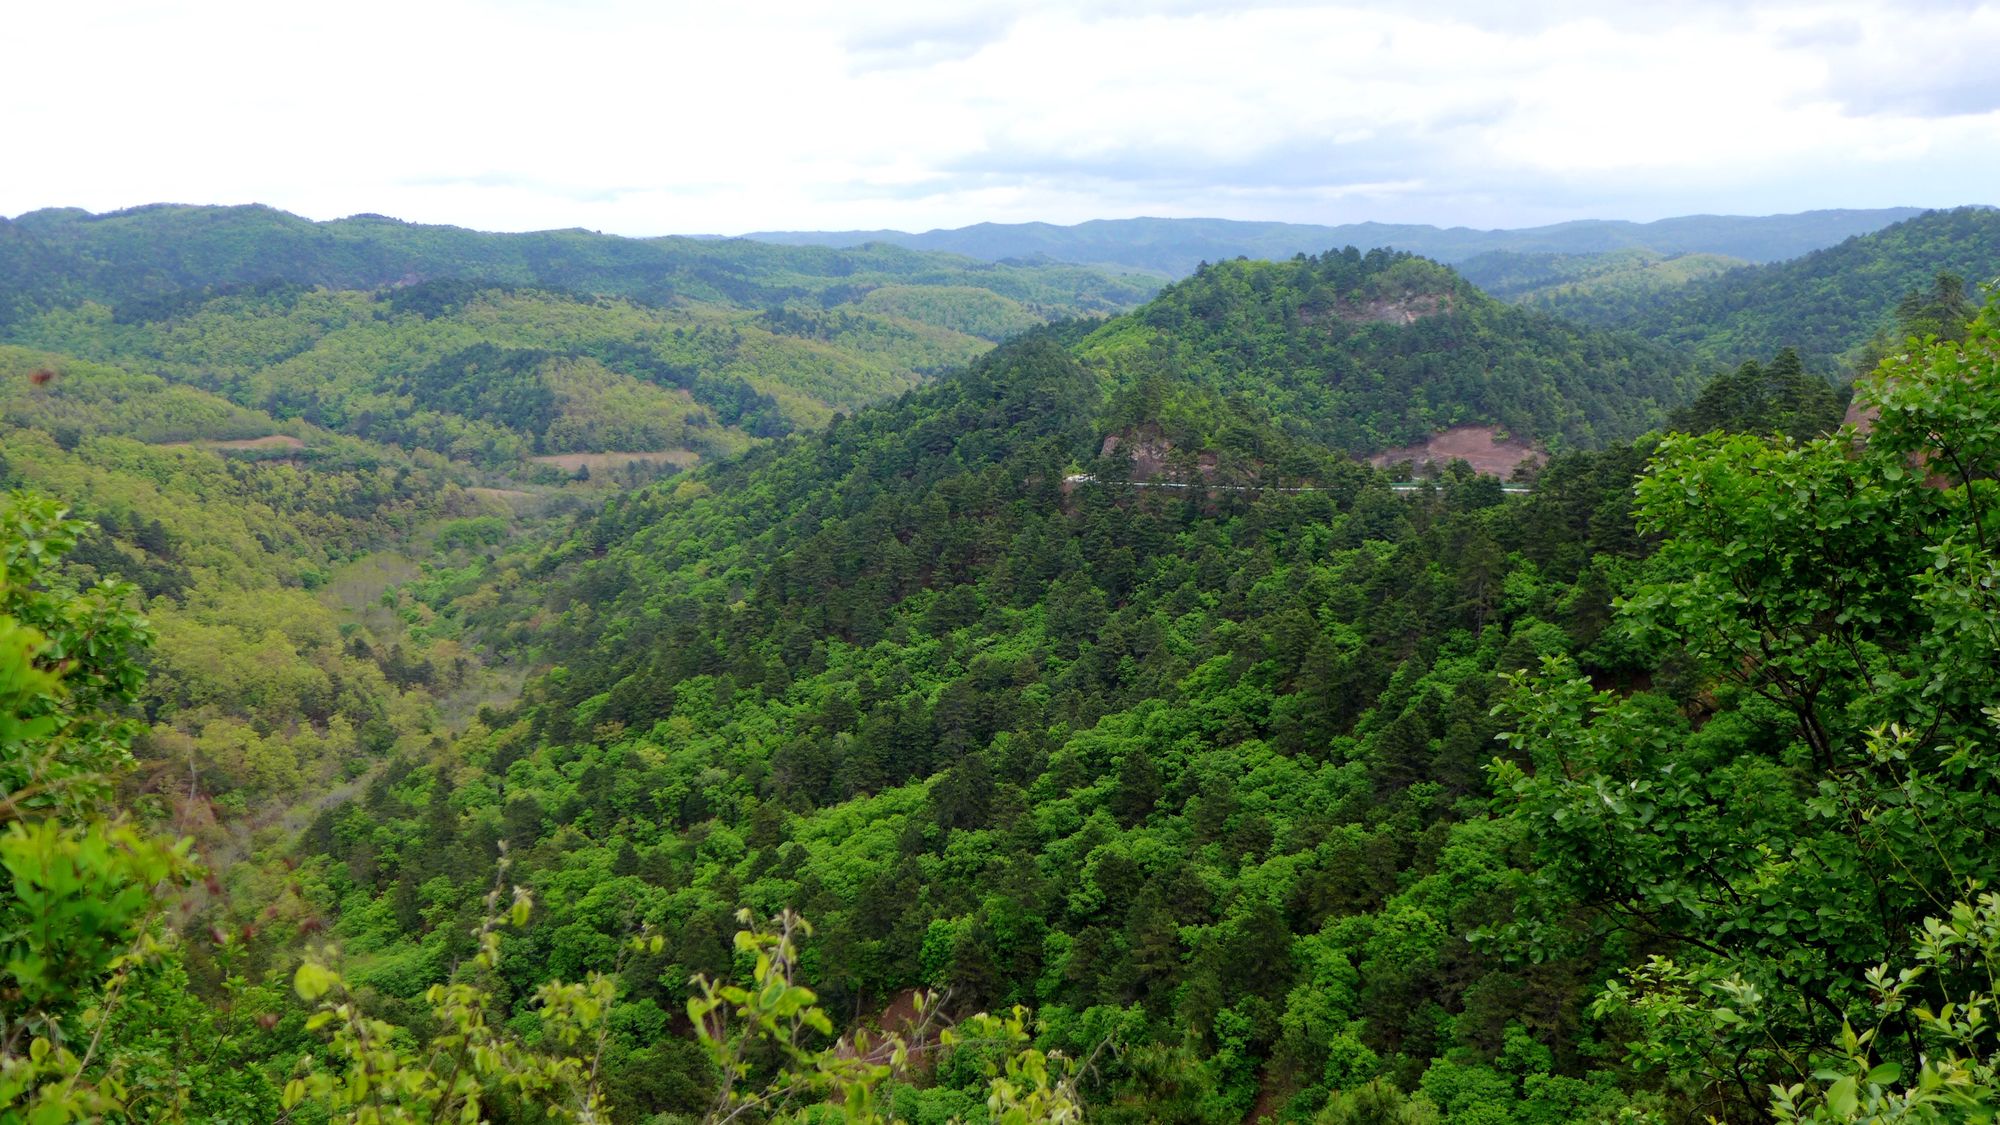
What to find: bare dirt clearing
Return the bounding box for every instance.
[1368,424,1545,478]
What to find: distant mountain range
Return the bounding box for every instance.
[738,209,1938,276]
[0,203,1156,330]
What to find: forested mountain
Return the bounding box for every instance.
[0,204,1156,331]
[4,281,997,463]
[1534,206,2000,371]
[0,206,1162,478]
[9,198,2000,1125]
[1455,247,1745,305]
[743,208,1924,276]
[192,285,1991,1123]
[1077,249,1698,452]
[297,322,1665,1123]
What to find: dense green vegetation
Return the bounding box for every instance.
[0,343,549,840]
[0,208,1165,477]
[0,205,1155,333]
[1078,249,1698,452]
[0,207,1176,1124]
[1667,347,1844,441]
[1456,248,1744,307]
[1,241,1703,476]
[1537,207,2000,372]
[6,202,2000,1125]
[6,284,958,463]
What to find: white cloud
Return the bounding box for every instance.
[3,0,1996,233]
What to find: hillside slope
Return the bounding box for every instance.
[0,204,1157,332]
[0,341,546,839]
[1456,247,1745,304]
[251,244,1715,1116]
[293,317,1661,1119]
[1541,206,2000,370]
[4,281,1009,463]
[1077,248,1698,454]
[22,210,1998,1122]
[0,207,1166,473]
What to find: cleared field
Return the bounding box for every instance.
[161,434,306,451]
[529,449,698,472]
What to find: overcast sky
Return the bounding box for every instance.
[7,1,1998,235]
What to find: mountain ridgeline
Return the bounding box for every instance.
[0,203,1158,331]
[743,208,1927,275]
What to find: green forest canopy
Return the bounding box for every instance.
[4,210,2000,1123]
[1526,206,2000,372]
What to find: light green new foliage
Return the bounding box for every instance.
[688,910,1090,1125]
[0,492,198,1124]
[1494,292,2000,1121]
[286,863,618,1124]
[1771,881,2000,1124]
[0,493,153,815]
[944,1010,1089,1125]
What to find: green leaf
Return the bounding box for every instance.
[1826,1075,1858,1118]
[294,961,337,1001]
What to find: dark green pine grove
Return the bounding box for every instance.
[4,205,2000,1124]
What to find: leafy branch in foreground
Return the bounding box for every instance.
[0,491,197,1123]
[285,854,617,1123]
[689,908,1093,1124]
[1771,883,2000,1124]
[1492,289,2000,1121]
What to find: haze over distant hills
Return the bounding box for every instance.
[739,208,1936,276]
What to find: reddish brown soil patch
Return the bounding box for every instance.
[1843,375,1955,486]
[869,988,926,1038]
[1368,425,1545,478]
[530,449,698,472]
[1844,393,1880,434]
